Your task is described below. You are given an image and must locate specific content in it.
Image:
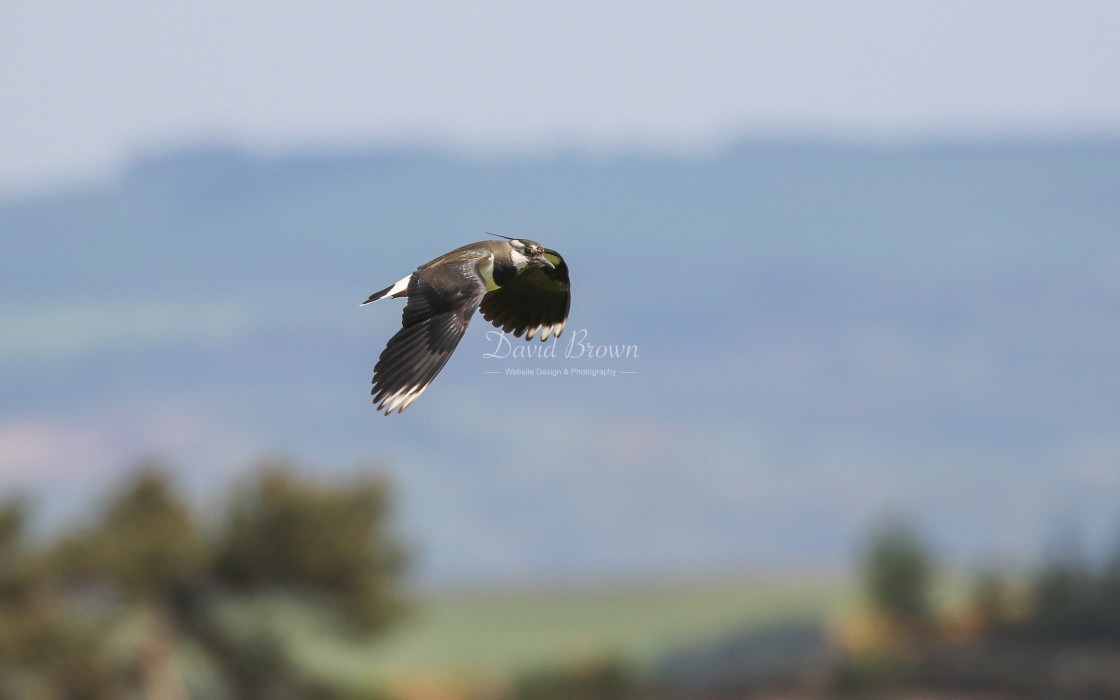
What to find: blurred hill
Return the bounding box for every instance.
[2,139,1119,585]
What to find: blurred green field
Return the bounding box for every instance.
[283,572,857,690]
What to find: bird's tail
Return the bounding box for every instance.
[360,273,412,305]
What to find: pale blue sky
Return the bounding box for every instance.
[3,0,1119,194]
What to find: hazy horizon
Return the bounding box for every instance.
[4,138,1119,585]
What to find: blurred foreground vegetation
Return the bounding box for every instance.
[815,516,1120,698]
[0,462,406,699]
[484,517,1120,699]
[6,467,1120,698]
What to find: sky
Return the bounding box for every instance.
[3,1,1119,195]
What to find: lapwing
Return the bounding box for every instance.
[362,236,570,414]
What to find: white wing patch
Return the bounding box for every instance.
[376,381,434,415]
[525,319,567,341]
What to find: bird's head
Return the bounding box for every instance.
[508,238,555,271]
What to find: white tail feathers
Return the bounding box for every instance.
[361,274,412,306]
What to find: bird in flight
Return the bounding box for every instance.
[362,236,570,414]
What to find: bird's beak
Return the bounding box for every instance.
[541,257,555,270]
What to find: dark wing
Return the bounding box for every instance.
[371,257,489,414]
[480,248,570,341]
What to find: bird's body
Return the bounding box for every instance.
[362,238,570,414]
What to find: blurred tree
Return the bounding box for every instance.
[863,515,936,637]
[1099,529,1120,637]
[1030,555,1096,641]
[215,464,407,632]
[52,468,208,698]
[35,461,407,699]
[0,498,122,698]
[1011,526,1120,643]
[55,468,208,598]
